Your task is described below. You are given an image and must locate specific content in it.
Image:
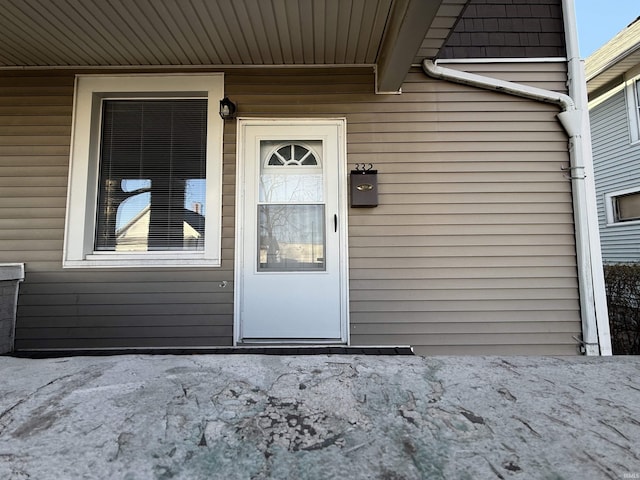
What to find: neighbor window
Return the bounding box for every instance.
[63,74,224,268]
[606,188,640,225]
[625,76,640,144]
[636,80,640,138]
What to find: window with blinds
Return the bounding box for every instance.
[64,73,223,268]
[95,99,207,252]
[635,80,640,142]
[614,191,640,223]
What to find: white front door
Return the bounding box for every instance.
[235,119,348,343]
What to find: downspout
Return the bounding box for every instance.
[421,0,611,355]
[561,0,611,355]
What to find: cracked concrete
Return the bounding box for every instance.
[0,354,639,479]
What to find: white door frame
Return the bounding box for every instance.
[233,118,350,345]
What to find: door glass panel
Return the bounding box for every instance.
[260,174,323,203]
[258,140,326,272]
[258,205,325,271]
[259,141,323,203]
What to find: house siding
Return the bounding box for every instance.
[0,62,581,354]
[348,61,580,355]
[591,88,640,263]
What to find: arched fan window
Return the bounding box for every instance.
[266,143,319,167]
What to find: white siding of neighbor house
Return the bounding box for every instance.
[0,62,581,355]
[591,88,640,263]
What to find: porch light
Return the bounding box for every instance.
[219,96,237,120]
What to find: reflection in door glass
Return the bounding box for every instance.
[260,173,323,203]
[258,205,325,271]
[259,141,323,203]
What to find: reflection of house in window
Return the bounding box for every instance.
[115,206,204,251]
[258,204,325,269]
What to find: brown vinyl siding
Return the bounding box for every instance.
[0,70,233,349]
[0,62,580,354]
[347,61,579,354]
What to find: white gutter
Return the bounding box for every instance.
[421,0,611,356]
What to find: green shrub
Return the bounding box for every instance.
[604,264,640,354]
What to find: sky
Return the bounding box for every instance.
[575,0,640,58]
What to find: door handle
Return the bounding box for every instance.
[334,214,338,232]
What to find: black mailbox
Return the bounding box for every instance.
[350,169,378,207]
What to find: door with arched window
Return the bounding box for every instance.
[235,119,348,343]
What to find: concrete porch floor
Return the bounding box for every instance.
[0,354,639,479]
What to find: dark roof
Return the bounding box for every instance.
[439,0,566,60]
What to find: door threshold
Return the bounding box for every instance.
[10,345,414,358]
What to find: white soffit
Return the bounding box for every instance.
[586,17,640,93]
[0,0,400,67]
[0,0,465,70]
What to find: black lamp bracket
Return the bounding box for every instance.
[219,96,237,120]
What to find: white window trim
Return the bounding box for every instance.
[624,68,640,145]
[605,186,640,226]
[63,74,224,268]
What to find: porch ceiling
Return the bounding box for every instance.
[0,0,464,91]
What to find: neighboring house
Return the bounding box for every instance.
[587,17,640,263]
[0,0,611,355]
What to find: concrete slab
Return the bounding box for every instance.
[0,354,639,479]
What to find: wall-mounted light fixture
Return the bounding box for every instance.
[219,96,237,120]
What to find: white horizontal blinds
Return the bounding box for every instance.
[95,99,207,252]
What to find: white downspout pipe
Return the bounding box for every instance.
[422,58,576,112]
[422,2,611,355]
[561,0,611,355]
